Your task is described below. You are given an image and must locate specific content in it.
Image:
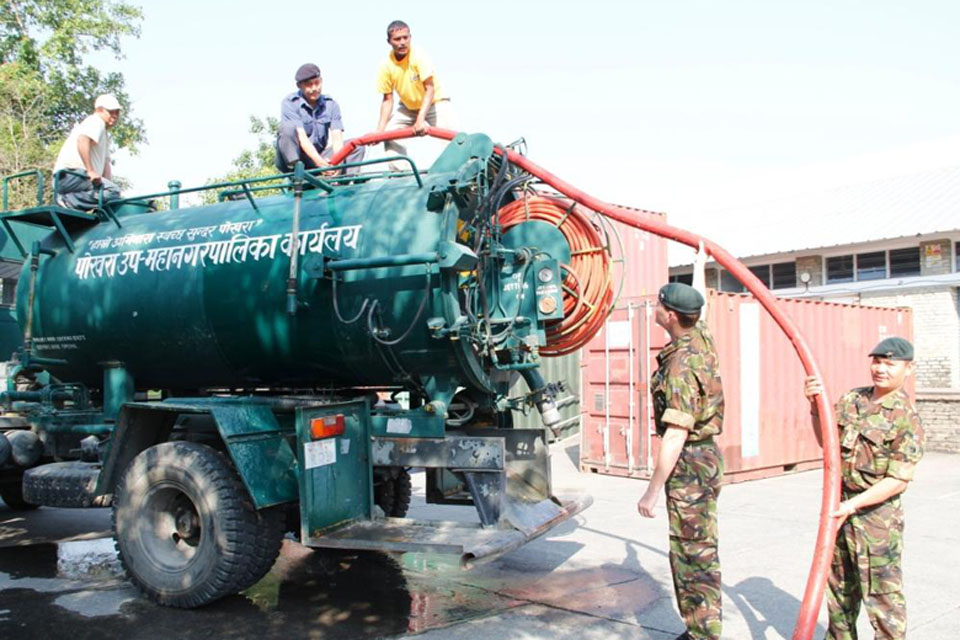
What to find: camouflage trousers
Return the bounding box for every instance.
[665,440,724,640]
[827,497,906,640]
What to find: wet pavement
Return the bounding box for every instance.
[0,445,957,639]
[0,535,666,639]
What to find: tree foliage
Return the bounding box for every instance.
[203,116,284,204]
[1,0,144,208]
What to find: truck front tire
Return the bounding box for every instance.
[112,441,281,607]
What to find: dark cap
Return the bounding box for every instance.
[295,63,321,83]
[658,283,705,314]
[869,337,914,361]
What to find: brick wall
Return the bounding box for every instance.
[916,391,960,453]
[861,286,960,389]
[861,285,960,452]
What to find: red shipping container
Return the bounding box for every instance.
[603,206,669,302]
[580,291,914,483]
[574,203,665,472]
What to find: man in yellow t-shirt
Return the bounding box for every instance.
[375,20,457,162]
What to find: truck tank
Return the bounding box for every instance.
[16,134,611,399]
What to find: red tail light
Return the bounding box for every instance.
[310,414,345,439]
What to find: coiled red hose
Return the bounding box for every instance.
[496,194,613,356]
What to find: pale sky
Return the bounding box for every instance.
[101,0,960,243]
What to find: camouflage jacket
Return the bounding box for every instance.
[835,386,924,494]
[652,322,724,441]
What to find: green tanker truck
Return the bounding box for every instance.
[0,133,610,608]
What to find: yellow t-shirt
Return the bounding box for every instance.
[376,46,447,111]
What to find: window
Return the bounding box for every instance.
[826,255,854,283]
[669,273,693,285]
[856,252,886,281]
[0,279,15,307]
[889,247,920,277]
[720,270,744,293]
[956,242,959,272]
[747,264,771,288]
[770,262,795,289]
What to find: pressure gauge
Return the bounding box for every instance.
[537,267,554,283]
[538,296,558,314]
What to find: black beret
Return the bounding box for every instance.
[869,337,914,361]
[295,63,321,83]
[658,283,704,314]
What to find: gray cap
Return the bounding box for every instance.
[295,63,321,83]
[658,283,704,314]
[869,337,914,361]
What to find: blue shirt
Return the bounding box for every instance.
[280,92,344,152]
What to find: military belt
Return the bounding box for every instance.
[684,436,715,448]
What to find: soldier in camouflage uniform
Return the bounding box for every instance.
[638,283,724,640]
[804,337,924,640]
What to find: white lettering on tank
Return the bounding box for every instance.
[74,223,364,281]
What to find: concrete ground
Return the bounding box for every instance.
[0,441,957,639]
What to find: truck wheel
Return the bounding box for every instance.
[374,468,412,518]
[230,505,285,594]
[112,441,267,608]
[0,481,40,511]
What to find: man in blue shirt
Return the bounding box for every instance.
[275,63,365,173]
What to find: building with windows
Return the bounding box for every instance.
[669,164,960,451]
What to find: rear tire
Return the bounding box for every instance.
[374,468,412,518]
[112,441,273,608]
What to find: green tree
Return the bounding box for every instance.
[0,0,144,208]
[203,116,285,204]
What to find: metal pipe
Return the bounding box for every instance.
[550,415,581,430]
[627,303,636,472]
[603,307,611,469]
[330,155,424,187]
[1,390,73,402]
[330,128,840,640]
[326,252,439,272]
[110,170,302,206]
[23,241,41,356]
[520,368,561,429]
[167,180,182,210]
[2,169,46,210]
[37,422,113,435]
[102,364,134,420]
[24,355,69,367]
[287,163,305,315]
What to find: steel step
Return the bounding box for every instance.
[304,493,592,568]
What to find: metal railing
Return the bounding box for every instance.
[2,170,45,211]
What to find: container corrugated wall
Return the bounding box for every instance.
[606,208,669,302]
[581,291,914,483]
